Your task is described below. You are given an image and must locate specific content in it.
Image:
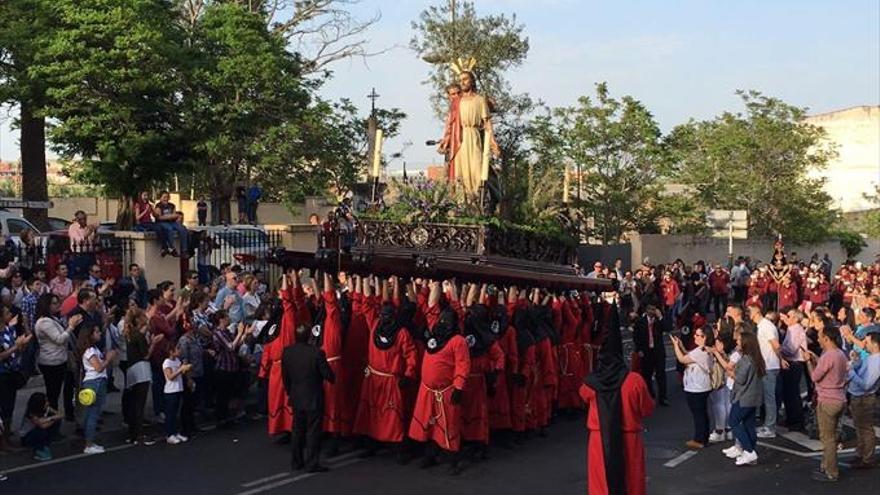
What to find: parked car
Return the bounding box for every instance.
[0,211,40,242]
[46,216,72,232]
[191,224,272,273]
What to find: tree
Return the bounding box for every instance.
[666,90,838,244]
[184,2,312,223]
[179,0,383,74]
[410,0,529,117]
[251,99,406,208]
[531,83,666,245]
[0,0,54,230]
[31,0,191,227]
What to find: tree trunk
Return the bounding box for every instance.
[19,100,49,232]
[116,196,135,230]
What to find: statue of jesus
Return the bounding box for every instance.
[438,66,500,197]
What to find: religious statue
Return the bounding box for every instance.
[437,57,500,198]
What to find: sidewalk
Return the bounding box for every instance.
[2,367,262,473]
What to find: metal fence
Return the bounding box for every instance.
[188,227,286,292]
[3,234,134,281]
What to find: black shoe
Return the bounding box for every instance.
[358,448,377,459]
[659,399,670,407]
[275,433,291,445]
[170,249,180,258]
[811,471,838,483]
[420,455,438,469]
[160,249,169,258]
[306,465,329,473]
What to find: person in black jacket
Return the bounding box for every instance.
[633,305,669,406]
[281,325,335,473]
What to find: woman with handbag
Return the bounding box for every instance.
[671,326,715,449]
[0,306,32,450]
[77,323,118,454]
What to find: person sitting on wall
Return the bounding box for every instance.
[152,191,189,258]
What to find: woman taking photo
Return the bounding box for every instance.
[77,324,117,454]
[671,326,715,449]
[34,294,82,420]
[722,331,765,466]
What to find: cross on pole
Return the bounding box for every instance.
[367,87,380,116]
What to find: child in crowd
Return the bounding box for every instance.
[163,345,192,445]
[20,392,63,461]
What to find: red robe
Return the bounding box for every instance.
[341,292,370,437]
[531,338,557,428]
[579,373,654,495]
[488,325,517,430]
[353,298,418,443]
[461,341,504,444]
[321,290,347,434]
[259,285,303,435]
[556,299,584,409]
[408,304,471,452]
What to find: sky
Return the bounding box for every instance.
[1,0,878,174]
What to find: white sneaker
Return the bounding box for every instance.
[709,431,725,443]
[166,435,181,445]
[723,445,744,459]
[735,450,758,466]
[83,444,105,455]
[756,428,776,439]
[174,434,189,443]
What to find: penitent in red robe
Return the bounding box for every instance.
[353,298,418,443]
[579,373,654,495]
[555,299,584,409]
[259,285,303,435]
[341,292,371,437]
[321,290,347,434]
[408,304,470,452]
[461,341,504,444]
[488,324,517,430]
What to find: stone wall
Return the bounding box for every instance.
[627,233,862,269]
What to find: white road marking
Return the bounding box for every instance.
[663,450,697,468]
[780,431,823,451]
[240,472,291,488]
[239,450,363,488]
[2,444,135,474]
[235,458,363,495]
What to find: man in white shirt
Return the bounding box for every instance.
[750,306,787,438]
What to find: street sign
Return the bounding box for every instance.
[0,199,54,209]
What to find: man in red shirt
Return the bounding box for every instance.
[707,264,730,318]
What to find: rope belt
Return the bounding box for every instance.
[364,365,395,378]
[422,383,455,450]
[327,356,341,363]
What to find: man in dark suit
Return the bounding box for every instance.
[632,305,669,406]
[281,325,335,472]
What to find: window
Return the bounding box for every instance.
[6,218,35,236]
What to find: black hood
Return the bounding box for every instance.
[426,307,458,354]
[512,307,536,352]
[584,307,627,495]
[374,303,401,350]
[464,304,495,357]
